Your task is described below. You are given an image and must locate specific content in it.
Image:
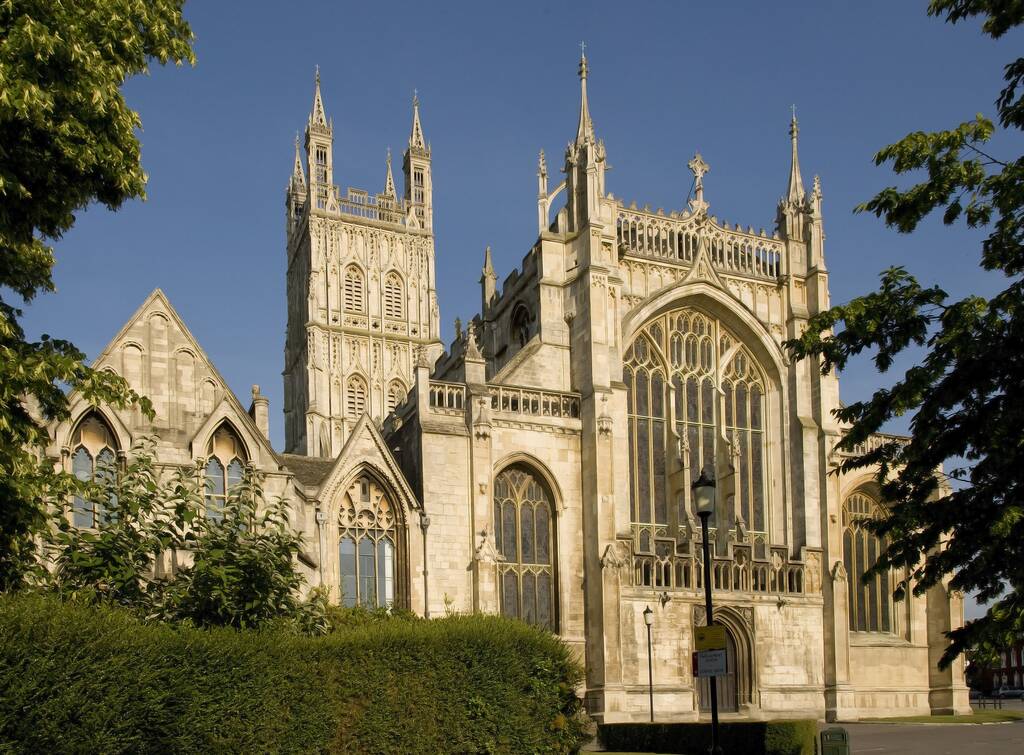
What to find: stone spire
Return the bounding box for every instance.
[383,148,396,198]
[575,45,596,145]
[291,133,305,189]
[787,107,805,203]
[309,66,329,131]
[409,91,427,152]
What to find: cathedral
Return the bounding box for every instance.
[46,55,970,723]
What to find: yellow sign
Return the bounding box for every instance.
[695,625,726,652]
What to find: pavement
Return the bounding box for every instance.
[843,719,1024,754]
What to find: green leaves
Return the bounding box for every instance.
[787,2,1024,667]
[0,0,192,588]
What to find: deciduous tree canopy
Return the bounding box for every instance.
[0,0,193,588]
[787,0,1024,665]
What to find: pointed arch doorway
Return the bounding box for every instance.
[697,626,739,713]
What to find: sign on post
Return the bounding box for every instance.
[693,625,728,678]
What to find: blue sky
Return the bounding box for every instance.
[23,2,1019,613]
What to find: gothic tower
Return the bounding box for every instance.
[283,72,442,457]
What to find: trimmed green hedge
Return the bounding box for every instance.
[599,720,817,755]
[0,594,586,753]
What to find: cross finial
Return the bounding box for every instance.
[580,40,586,57]
[315,64,320,85]
[688,152,710,213]
[413,87,419,106]
[791,103,797,119]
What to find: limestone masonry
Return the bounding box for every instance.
[48,56,970,722]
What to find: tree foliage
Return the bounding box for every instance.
[0,1,193,588]
[45,444,327,634]
[786,0,1024,665]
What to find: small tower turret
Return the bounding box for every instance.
[537,149,549,234]
[305,67,335,212]
[777,108,808,245]
[286,133,306,234]
[403,92,433,230]
[564,49,607,232]
[480,246,497,314]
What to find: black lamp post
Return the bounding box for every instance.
[643,605,654,722]
[692,469,723,755]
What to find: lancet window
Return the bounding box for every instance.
[338,475,402,608]
[386,380,407,415]
[343,265,366,314]
[383,272,404,320]
[346,375,367,418]
[842,492,893,633]
[624,307,768,553]
[70,413,119,528]
[205,424,247,522]
[493,465,556,630]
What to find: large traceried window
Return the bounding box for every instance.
[493,465,556,630]
[205,424,247,522]
[343,265,365,314]
[624,307,768,554]
[70,413,119,528]
[843,492,893,633]
[338,476,401,608]
[383,272,404,319]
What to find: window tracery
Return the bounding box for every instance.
[70,413,119,528]
[842,491,893,633]
[386,380,406,415]
[383,272,404,319]
[343,265,365,314]
[338,475,401,608]
[493,465,556,630]
[346,375,367,418]
[624,306,768,553]
[205,424,247,522]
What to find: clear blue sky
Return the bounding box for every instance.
[23,2,1018,612]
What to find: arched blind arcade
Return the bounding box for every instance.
[843,492,893,633]
[624,307,768,549]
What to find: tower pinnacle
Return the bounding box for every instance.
[309,67,328,130]
[787,107,805,203]
[383,148,396,198]
[575,47,595,145]
[409,90,427,152]
[291,133,305,188]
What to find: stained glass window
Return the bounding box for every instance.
[624,307,768,539]
[493,465,556,630]
[843,492,893,633]
[69,413,119,528]
[338,476,400,608]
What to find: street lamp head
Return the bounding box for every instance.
[691,468,716,517]
[643,605,654,626]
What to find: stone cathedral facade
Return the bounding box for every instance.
[46,57,970,723]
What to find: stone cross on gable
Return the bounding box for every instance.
[688,152,710,213]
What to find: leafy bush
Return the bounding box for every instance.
[599,719,817,755]
[0,594,587,754]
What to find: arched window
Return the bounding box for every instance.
[338,475,403,608]
[70,413,119,528]
[205,424,247,522]
[624,307,768,553]
[343,265,365,314]
[386,380,407,415]
[383,271,404,319]
[346,375,367,418]
[493,464,556,630]
[511,304,532,348]
[842,491,893,633]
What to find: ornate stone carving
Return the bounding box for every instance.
[831,560,847,583]
[474,528,502,564]
[600,540,631,573]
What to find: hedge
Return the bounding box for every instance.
[599,720,817,755]
[0,594,586,753]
